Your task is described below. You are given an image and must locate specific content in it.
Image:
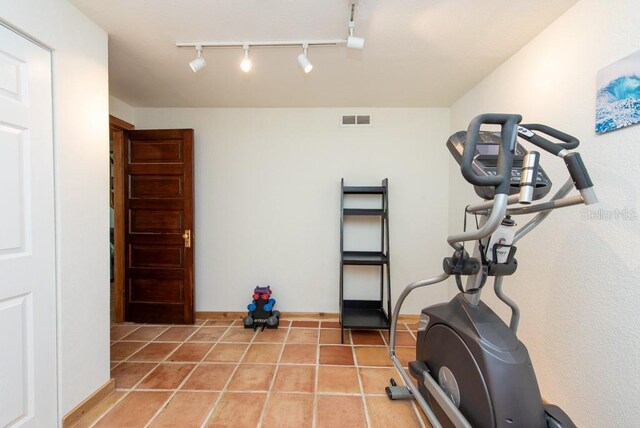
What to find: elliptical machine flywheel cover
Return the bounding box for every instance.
[420,324,494,428]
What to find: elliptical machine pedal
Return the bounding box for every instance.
[385,378,413,400]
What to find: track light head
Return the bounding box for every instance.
[297,44,313,73]
[189,45,206,72]
[240,44,252,72]
[347,35,364,50]
[346,20,364,50]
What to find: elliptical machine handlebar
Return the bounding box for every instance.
[461,114,522,195]
[517,123,580,155]
[448,114,522,251]
[517,124,596,205]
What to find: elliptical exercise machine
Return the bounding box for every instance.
[386,114,596,428]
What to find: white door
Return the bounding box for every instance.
[0,25,57,427]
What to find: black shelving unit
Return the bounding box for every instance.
[339,178,391,343]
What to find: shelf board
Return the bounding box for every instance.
[342,251,388,265]
[343,208,385,216]
[343,186,385,194]
[342,306,390,330]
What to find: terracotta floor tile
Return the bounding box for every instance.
[321,321,341,329]
[316,395,366,428]
[111,341,146,361]
[204,319,234,326]
[366,395,422,428]
[354,346,393,367]
[271,365,315,393]
[320,329,350,345]
[123,326,169,341]
[154,326,199,342]
[188,327,228,342]
[111,362,156,389]
[405,322,419,330]
[167,342,213,362]
[359,367,399,394]
[252,328,288,343]
[94,391,171,428]
[286,328,318,344]
[128,343,180,362]
[204,343,248,363]
[227,364,276,391]
[351,330,385,346]
[317,366,360,394]
[182,364,236,391]
[137,363,196,390]
[279,344,317,364]
[318,346,354,366]
[74,391,126,428]
[291,320,319,328]
[395,347,415,368]
[382,330,416,347]
[149,392,218,428]
[242,343,283,363]
[278,320,291,327]
[219,327,256,343]
[206,392,266,428]
[111,325,141,341]
[262,393,313,428]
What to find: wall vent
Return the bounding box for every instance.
[341,114,372,127]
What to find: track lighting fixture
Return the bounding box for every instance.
[240,44,252,72]
[297,44,313,73]
[178,3,364,73]
[189,45,206,72]
[346,4,364,50]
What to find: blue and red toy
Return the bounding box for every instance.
[243,285,280,330]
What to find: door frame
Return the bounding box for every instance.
[110,115,134,323]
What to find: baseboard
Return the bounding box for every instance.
[61,378,115,428]
[195,311,419,323]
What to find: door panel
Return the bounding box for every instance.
[0,25,57,426]
[124,129,194,324]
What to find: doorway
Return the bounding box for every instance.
[110,115,134,323]
[110,119,196,324]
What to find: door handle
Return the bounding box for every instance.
[182,230,191,248]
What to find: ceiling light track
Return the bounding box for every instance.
[180,3,363,73]
[176,40,347,49]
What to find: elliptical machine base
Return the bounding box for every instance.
[413,294,545,428]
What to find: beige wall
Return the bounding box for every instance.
[132,107,452,314]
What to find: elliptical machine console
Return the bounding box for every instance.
[386,114,596,428]
[446,130,552,201]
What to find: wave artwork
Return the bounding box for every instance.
[596,50,640,134]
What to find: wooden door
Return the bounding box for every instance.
[0,24,57,425]
[124,129,195,324]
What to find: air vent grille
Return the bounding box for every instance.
[341,114,372,126]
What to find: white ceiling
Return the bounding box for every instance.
[70,0,578,108]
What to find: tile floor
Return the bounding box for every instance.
[75,319,430,428]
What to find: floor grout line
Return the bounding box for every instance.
[143,320,219,428]
[255,324,292,428]
[312,323,321,428]
[355,329,373,428]
[95,321,217,428]
[199,324,258,427]
[104,321,426,428]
